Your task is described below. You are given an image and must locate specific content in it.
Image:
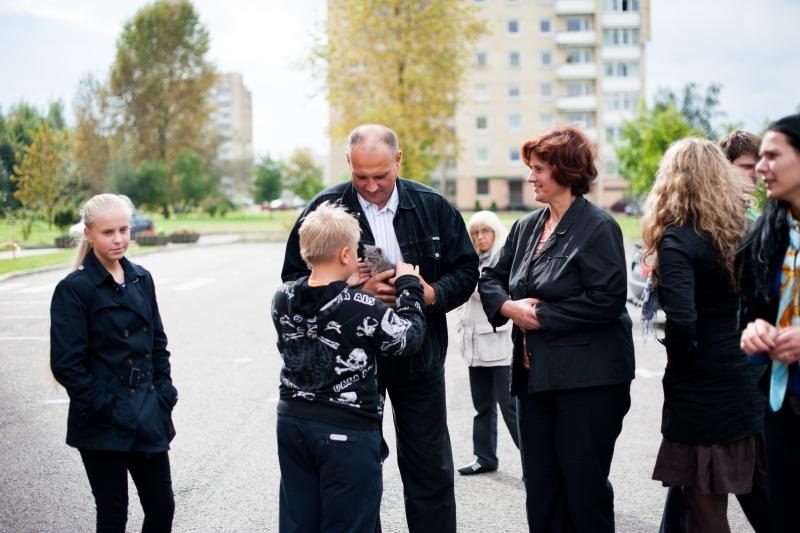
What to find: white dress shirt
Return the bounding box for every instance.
[357,185,404,264]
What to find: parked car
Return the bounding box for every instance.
[629,242,650,303]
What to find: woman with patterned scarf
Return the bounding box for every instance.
[739,113,800,533]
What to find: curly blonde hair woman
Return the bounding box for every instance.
[642,138,771,533]
[642,137,748,287]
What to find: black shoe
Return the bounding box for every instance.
[458,460,497,476]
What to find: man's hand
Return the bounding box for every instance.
[346,261,372,287]
[362,269,397,307]
[500,298,541,330]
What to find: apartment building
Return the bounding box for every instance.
[452,0,650,210]
[211,72,253,197]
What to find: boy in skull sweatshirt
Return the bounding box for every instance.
[271,202,425,533]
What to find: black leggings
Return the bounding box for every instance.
[79,449,174,533]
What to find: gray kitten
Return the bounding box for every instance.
[363,244,395,276]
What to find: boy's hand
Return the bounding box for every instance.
[346,261,372,287]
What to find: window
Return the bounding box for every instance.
[605,92,639,111]
[540,82,553,99]
[475,51,488,67]
[565,17,592,32]
[604,61,639,78]
[605,160,619,175]
[476,148,489,165]
[508,51,521,68]
[474,83,489,102]
[476,115,488,130]
[602,28,640,46]
[604,0,640,12]
[508,114,522,130]
[539,18,552,34]
[508,84,521,100]
[606,125,623,144]
[566,112,594,129]
[445,180,457,196]
[507,19,520,34]
[566,81,593,97]
[540,51,552,67]
[509,148,521,164]
[565,48,592,64]
[476,177,489,194]
[540,113,554,127]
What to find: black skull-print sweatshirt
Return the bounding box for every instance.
[271,274,426,429]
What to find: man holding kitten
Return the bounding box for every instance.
[282,124,478,533]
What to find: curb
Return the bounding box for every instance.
[0,234,289,283]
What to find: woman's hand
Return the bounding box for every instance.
[740,318,778,355]
[500,298,541,330]
[771,326,800,364]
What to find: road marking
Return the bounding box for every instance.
[0,315,47,320]
[0,336,48,341]
[0,301,50,305]
[635,367,664,379]
[42,399,69,405]
[16,285,55,294]
[0,282,28,292]
[233,357,253,365]
[172,278,213,291]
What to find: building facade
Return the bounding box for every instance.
[211,72,253,198]
[453,0,649,210]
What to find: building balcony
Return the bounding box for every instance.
[555,30,597,46]
[601,77,641,92]
[555,0,595,15]
[602,12,641,28]
[601,46,641,61]
[556,95,597,112]
[556,63,598,80]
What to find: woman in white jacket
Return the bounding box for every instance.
[458,211,520,476]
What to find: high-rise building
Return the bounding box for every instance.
[453,0,649,210]
[211,72,253,197]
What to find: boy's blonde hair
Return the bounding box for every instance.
[299,201,361,267]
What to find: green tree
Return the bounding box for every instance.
[617,104,704,197]
[109,0,218,188]
[253,154,283,204]
[120,160,169,214]
[314,0,486,183]
[174,148,214,211]
[654,82,723,140]
[284,148,323,201]
[12,123,69,227]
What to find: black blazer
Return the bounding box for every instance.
[281,178,479,374]
[479,196,635,394]
[658,225,764,445]
[50,250,177,452]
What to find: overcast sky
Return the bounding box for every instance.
[0,0,798,160]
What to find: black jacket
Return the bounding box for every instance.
[272,275,426,429]
[50,251,177,452]
[658,225,764,445]
[281,178,479,374]
[479,196,635,394]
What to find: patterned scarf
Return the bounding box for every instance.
[770,212,800,411]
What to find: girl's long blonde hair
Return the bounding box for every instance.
[73,194,133,270]
[641,137,748,287]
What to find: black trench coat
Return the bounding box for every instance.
[479,196,635,395]
[50,250,177,452]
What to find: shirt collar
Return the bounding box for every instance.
[357,184,399,215]
[80,249,146,286]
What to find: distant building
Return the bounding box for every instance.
[328,0,650,210]
[211,72,253,198]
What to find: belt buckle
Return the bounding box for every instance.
[128,368,142,388]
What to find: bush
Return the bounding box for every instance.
[473,199,482,212]
[489,200,498,212]
[54,206,79,232]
